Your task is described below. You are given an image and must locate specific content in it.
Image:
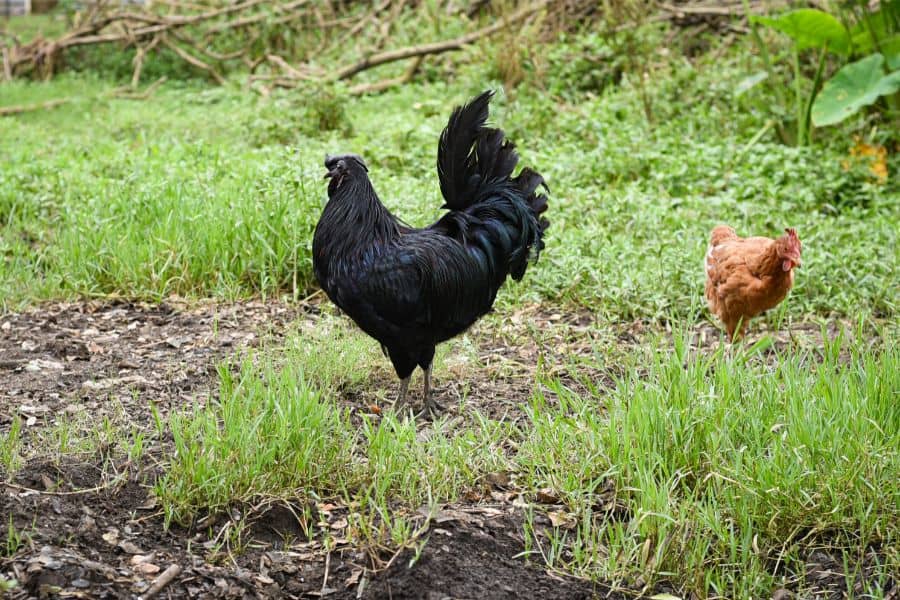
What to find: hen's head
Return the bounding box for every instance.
[776,227,802,271]
[324,154,368,195]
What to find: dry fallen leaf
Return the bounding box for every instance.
[535,488,560,504]
[547,510,575,529]
[135,562,161,575]
[118,540,144,554]
[485,472,510,488]
[40,474,57,491]
[25,359,64,372]
[101,530,119,545]
[344,569,362,586]
[137,497,158,510]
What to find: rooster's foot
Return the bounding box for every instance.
[394,377,411,409]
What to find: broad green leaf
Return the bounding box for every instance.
[883,36,900,70]
[734,71,768,97]
[753,9,850,54]
[812,53,900,126]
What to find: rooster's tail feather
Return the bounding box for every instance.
[436,91,550,283]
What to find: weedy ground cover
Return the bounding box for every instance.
[1,17,897,600]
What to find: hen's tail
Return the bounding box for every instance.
[709,225,738,247]
[436,91,549,281]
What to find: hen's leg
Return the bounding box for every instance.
[726,320,738,343]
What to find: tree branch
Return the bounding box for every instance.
[332,0,550,81]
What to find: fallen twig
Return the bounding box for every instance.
[349,54,424,95]
[332,0,550,81]
[203,0,310,37]
[1,47,11,81]
[140,564,182,600]
[658,1,785,17]
[111,76,169,100]
[0,98,73,117]
[321,549,332,595]
[2,476,121,494]
[160,35,225,84]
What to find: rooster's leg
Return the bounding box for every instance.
[395,377,411,409]
[422,364,444,416]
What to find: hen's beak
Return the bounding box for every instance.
[792,256,802,268]
[324,168,337,180]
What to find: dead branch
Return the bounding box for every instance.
[658,1,776,17]
[140,564,182,600]
[6,0,270,75]
[1,47,10,81]
[0,98,73,117]
[160,35,225,84]
[203,0,310,37]
[334,0,392,49]
[169,28,246,61]
[112,76,168,100]
[131,35,162,87]
[264,54,306,79]
[349,55,424,95]
[333,0,550,81]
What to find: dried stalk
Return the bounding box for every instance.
[349,55,424,95]
[0,98,72,117]
[160,35,225,84]
[332,0,550,81]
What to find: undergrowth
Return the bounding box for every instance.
[1,13,898,600]
[155,319,899,598]
[1,27,897,319]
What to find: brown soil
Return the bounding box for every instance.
[0,300,609,599]
[0,300,893,599]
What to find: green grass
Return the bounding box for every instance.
[2,29,897,319]
[2,15,898,599]
[154,321,899,598]
[518,330,899,596]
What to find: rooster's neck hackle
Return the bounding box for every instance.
[323,172,401,250]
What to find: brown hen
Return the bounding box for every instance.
[705,226,802,341]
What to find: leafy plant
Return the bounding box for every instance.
[744,2,899,145]
[812,53,900,126]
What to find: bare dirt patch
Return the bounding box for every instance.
[0,300,607,599]
[0,300,892,598]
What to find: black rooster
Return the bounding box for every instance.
[312,91,549,414]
